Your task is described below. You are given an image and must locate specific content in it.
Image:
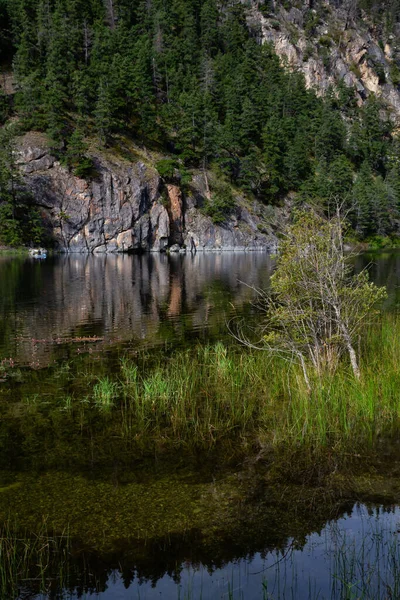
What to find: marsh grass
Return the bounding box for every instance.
[93,376,118,411]
[0,521,70,598]
[78,314,400,454]
[3,315,400,460]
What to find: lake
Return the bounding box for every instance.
[0,251,399,600]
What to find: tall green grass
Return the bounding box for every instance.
[81,314,400,453]
[8,314,399,458]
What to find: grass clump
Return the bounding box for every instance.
[2,315,400,467]
[84,314,400,455]
[93,377,118,411]
[0,521,70,598]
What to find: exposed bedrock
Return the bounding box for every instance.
[17,133,277,254]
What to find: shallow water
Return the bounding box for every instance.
[78,504,400,600]
[1,251,400,599]
[23,503,400,599]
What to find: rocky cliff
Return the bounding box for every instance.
[17,133,277,253]
[10,0,400,253]
[247,0,400,118]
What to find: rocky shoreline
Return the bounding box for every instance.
[17,133,277,255]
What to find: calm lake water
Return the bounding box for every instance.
[0,252,272,366]
[1,251,400,600]
[1,249,399,365]
[50,503,400,600]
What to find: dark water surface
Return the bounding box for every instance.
[41,503,400,600]
[0,253,272,366]
[2,249,399,366]
[1,251,400,599]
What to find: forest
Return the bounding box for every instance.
[1,0,400,242]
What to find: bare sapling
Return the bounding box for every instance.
[231,210,387,389]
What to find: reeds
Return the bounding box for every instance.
[0,521,70,598]
[5,314,400,459]
[82,314,400,454]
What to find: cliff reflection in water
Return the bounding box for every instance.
[0,253,272,366]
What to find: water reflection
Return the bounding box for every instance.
[2,250,400,367]
[0,253,272,366]
[26,503,400,599]
[354,249,400,310]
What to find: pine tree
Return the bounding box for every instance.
[352,161,374,237]
[0,126,24,246]
[315,102,346,164]
[94,78,116,144]
[0,89,9,125]
[262,117,284,199]
[64,128,93,177]
[43,5,73,145]
[200,0,219,57]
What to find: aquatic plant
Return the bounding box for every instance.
[86,313,400,455]
[0,521,70,598]
[93,377,118,411]
[1,314,400,468]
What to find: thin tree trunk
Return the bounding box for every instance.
[333,303,361,379]
[105,0,116,29]
[298,352,311,392]
[340,322,360,379]
[203,159,211,200]
[344,335,360,378]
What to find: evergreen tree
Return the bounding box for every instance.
[64,128,93,177]
[352,161,375,237]
[1,0,400,242]
[0,89,9,125]
[262,117,284,199]
[315,101,346,164]
[200,0,219,57]
[94,78,117,144]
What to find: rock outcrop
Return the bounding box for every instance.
[17,133,276,253]
[246,0,400,119]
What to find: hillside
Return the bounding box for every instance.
[1,0,400,251]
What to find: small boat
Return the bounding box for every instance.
[29,248,47,259]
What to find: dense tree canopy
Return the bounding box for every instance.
[1,0,400,240]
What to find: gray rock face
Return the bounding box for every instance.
[17,134,276,254]
[246,0,400,121]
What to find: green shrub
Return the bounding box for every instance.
[390,61,400,85]
[318,35,332,47]
[0,203,22,246]
[259,0,273,16]
[63,129,93,179]
[350,62,361,79]
[374,61,386,84]
[303,44,314,62]
[320,47,331,69]
[204,184,236,224]
[156,159,178,181]
[304,10,320,36]
[366,234,393,249]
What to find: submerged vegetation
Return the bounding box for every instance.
[1,314,400,468]
[67,317,400,454]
